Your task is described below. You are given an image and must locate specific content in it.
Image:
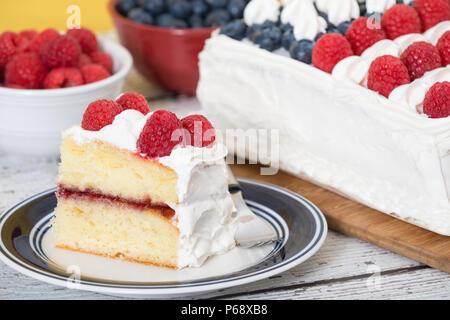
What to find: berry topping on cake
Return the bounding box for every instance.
[367,55,411,98]
[380,4,422,40]
[436,31,450,66]
[89,51,113,73]
[290,39,314,64]
[43,67,84,89]
[81,99,123,131]
[4,52,47,89]
[312,33,353,73]
[77,53,92,68]
[423,81,450,118]
[345,17,386,55]
[40,35,81,68]
[137,110,184,158]
[181,114,216,147]
[27,28,59,53]
[413,0,450,31]
[80,64,110,84]
[116,92,150,115]
[220,20,247,40]
[67,28,99,54]
[19,30,37,42]
[400,41,442,80]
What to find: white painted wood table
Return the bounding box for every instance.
[1,95,450,300]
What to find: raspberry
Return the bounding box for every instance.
[367,55,411,98]
[40,34,81,68]
[80,64,110,84]
[19,30,37,42]
[137,110,184,158]
[5,52,47,89]
[0,32,26,67]
[345,17,386,55]
[27,28,59,53]
[67,28,98,54]
[181,114,216,147]
[43,67,84,89]
[116,92,150,114]
[437,31,450,66]
[89,51,113,73]
[77,53,92,68]
[400,41,442,81]
[423,81,450,118]
[413,0,450,31]
[381,5,422,40]
[81,100,123,131]
[312,33,353,73]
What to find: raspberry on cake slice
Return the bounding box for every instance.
[54,94,237,269]
[400,41,442,80]
[423,81,450,118]
[345,17,387,55]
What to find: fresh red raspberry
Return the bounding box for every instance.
[27,28,59,53]
[81,99,123,131]
[381,5,422,40]
[89,51,113,73]
[40,34,81,68]
[437,31,450,66]
[423,81,450,118]
[67,28,98,54]
[116,92,150,114]
[80,64,110,84]
[43,67,84,89]
[181,114,216,147]
[400,41,442,80]
[413,0,450,31]
[367,55,411,98]
[137,110,184,158]
[0,32,27,67]
[312,33,353,73]
[77,53,92,68]
[4,52,47,89]
[5,83,25,89]
[19,30,37,42]
[345,17,386,55]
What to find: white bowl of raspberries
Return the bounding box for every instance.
[0,27,133,157]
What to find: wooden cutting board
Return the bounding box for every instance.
[230,163,450,274]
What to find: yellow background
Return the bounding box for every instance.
[0,0,114,33]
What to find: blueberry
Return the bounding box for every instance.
[167,0,192,19]
[142,0,165,15]
[189,15,204,28]
[117,0,137,16]
[205,0,227,9]
[260,20,276,29]
[314,32,325,41]
[170,19,188,28]
[227,0,247,18]
[281,29,296,50]
[257,26,282,51]
[326,25,340,34]
[192,0,209,16]
[337,21,351,35]
[156,13,173,26]
[280,23,293,33]
[220,20,247,40]
[289,39,314,64]
[204,9,231,27]
[128,8,153,24]
[246,23,261,41]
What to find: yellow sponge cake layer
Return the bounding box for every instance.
[54,196,179,268]
[58,136,178,205]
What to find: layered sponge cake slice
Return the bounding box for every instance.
[54,94,237,269]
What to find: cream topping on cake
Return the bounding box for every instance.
[64,109,237,269]
[281,0,327,40]
[244,0,281,26]
[366,0,395,13]
[314,0,360,25]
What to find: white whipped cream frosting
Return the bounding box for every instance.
[314,0,360,25]
[244,0,281,25]
[64,109,237,269]
[366,0,395,13]
[332,21,450,106]
[281,0,327,40]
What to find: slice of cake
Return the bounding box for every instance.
[198,1,450,234]
[54,93,237,269]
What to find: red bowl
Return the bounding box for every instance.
[109,0,217,96]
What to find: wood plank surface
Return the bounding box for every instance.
[230,164,450,275]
